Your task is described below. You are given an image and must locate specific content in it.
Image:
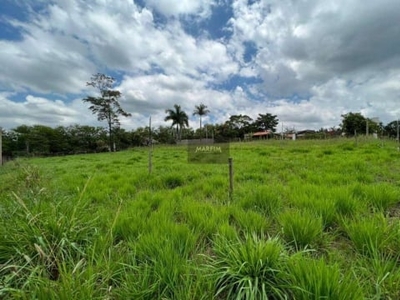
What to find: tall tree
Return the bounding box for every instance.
[24,125,59,154]
[193,103,210,139]
[384,120,400,138]
[340,112,366,136]
[254,113,279,132]
[130,127,149,146]
[83,73,131,152]
[164,104,189,141]
[154,126,176,144]
[65,124,107,152]
[225,114,253,139]
[13,125,32,154]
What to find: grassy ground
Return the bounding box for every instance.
[1,138,400,299]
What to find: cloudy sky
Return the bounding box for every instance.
[1,0,400,131]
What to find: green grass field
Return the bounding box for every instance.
[1,139,400,299]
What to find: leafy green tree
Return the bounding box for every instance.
[254,113,279,132]
[17,125,48,154]
[203,123,215,139]
[366,119,381,135]
[13,125,32,154]
[340,112,367,136]
[154,126,176,144]
[1,129,19,157]
[12,125,58,155]
[53,126,71,152]
[181,127,195,140]
[65,124,107,152]
[27,125,64,154]
[214,122,233,141]
[164,104,189,141]
[113,127,131,150]
[384,120,400,138]
[193,103,210,139]
[130,127,149,146]
[225,114,253,139]
[83,73,131,152]
[341,113,381,137]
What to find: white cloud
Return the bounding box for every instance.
[117,73,237,128]
[0,94,91,128]
[0,0,237,93]
[1,0,400,132]
[144,0,216,18]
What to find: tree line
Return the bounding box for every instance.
[340,112,399,138]
[3,111,398,158]
[0,112,279,157]
[2,73,399,158]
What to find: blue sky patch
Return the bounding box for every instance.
[206,2,233,40]
[243,41,258,63]
[0,0,399,130]
[208,74,263,92]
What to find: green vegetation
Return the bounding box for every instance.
[165,104,190,142]
[1,139,400,299]
[193,103,210,139]
[83,73,132,152]
[3,111,399,158]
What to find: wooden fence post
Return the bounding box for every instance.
[354,130,358,147]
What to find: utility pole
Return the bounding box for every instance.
[366,119,369,137]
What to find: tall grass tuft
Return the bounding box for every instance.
[279,210,323,250]
[163,173,184,189]
[364,183,399,212]
[132,222,200,299]
[229,207,270,235]
[239,186,282,216]
[0,178,100,296]
[334,193,360,217]
[181,201,223,241]
[285,256,363,300]
[208,233,288,299]
[351,182,400,213]
[292,194,336,229]
[342,214,397,258]
[356,254,400,299]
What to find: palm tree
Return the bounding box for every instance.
[164,104,189,141]
[193,103,210,139]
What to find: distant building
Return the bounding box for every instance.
[252,130,273,140]
[296,130,316,139]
